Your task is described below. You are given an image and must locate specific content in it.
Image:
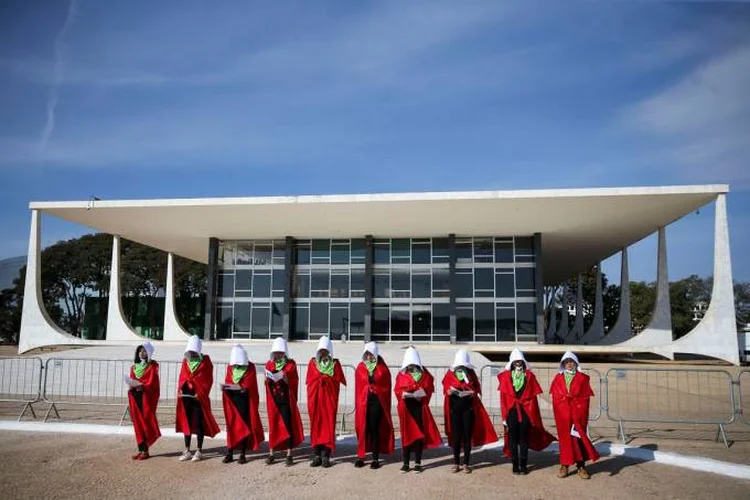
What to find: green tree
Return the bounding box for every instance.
[629,281,656,333]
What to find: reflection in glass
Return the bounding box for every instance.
[516,303,536,336]
[495,272,514,298]
[253,272,271,297]
[349,303,365,338]
[310,303,329,334]
[475,303,494,339]
[474,268,494,291]
[496,307,515,341]
[271,303,283,333]
[494,241,513,263]
[412,273,431,298]
[351,239,365,264]
[330,273,350,298]
[411,243,431,264]
[235,270,252,291]
[219,273,235,298]
[331,243,350,265]
[330,306,349,338]
[291,305,309,339]
[311,269,330,291]
[455,271,473,299]
[456,306,473,341]
[233,302,251,333]
[390,307,410,340]
[252,306,270,338]
[515,267,535,291]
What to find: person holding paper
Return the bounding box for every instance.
[264,337,304,466]
[306,336,347,468]
[394,346,442,473]
[175,335,220,462]
[498,349,555,475]
[354,342,394,469]
[442,349,497,473]
[127,342,160,460]
[221,344,264,464]
[549,351,599,479]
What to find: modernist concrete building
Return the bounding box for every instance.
[18,185,741,364]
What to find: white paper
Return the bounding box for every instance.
[413,388,426,399]
[570,424,581,438]
[123,375,142,388]
[265,370,285,383]
[220,383,242,391]
[457,390,474,398]
[178,392,197,399]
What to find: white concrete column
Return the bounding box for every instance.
[558,283,569,341]
[163,252,192,341]
[105,235,146,342]
[545,289,557,343]
[573,273,584,340]
[668,195,739,364]
[596,248,632,345]
[18,210,90,353]
[580,264,604,344]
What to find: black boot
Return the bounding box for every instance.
[512,457,520,475]
[237,453,247,464]
[222,449,234,464]
[519,459,528,475]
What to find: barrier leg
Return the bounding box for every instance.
[716,424,729,449]
[18,402,37,421]
[119,405,131,427]
[617,420,628,444]
[44,403,60,423]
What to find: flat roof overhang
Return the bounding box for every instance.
[30,185,728,284]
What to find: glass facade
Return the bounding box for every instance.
[215,236,539,342]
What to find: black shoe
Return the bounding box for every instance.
[414,464,423,473]
[265,455,275,465]
[354,459,365,468]
[370,460,380,470]
[400,464,410,473]
[310,456,322,467]
[237,455,247,465]
[512,458,520,475]
[322,457,332,468]
[519,459,528,475]
[222,454,234,464]
[285,456,294,467]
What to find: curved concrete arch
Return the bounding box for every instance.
[579,264,604,344]
[18,211,93,353]
[596,248,632,345]
[163,252,193,341]
[105,235,147,342]
[664,195,739,364]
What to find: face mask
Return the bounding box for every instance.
[410,369,422,382]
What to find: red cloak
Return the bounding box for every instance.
[394,369,442,449]
[354,358,395,459]
[264,359,305,450]
[550,371,600,465]
[306,358,347,451]
[498,370,556,458]
[127,361,161,447]
[221,363,265,450]
[442,369,498,447]
[175,355,221,438]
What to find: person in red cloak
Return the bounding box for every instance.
[175,335,220,462]
[442,349,498,473]
[306,336,346,468]
[498,348,555,475]
[264,337,304,467]
[127,341,160,460]
[394,346,442,473]
[221,344,264,464]
[550,351,600,479]
[354,341,394,469]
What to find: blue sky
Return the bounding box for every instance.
[0,0,748,283]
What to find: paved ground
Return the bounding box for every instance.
[1,431,748,500]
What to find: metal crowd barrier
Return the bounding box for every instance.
[0,356,43,421]
[738,370,750,426]
[604,367,736,448]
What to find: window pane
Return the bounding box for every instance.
[374,243,390,264]
[293,273,309,298]
[412,273,431,298]
[456,241,472,261]
[412,243,431,264]
[312,239,330,261]
[496,307,515,341]
[392,268,410,291]
[515,267,535,291]
[351,239,365,264]
[253,272,271,298]
[432,268,450,291]
[235,243,253,265]
[311,269,329,291]
[412,308,431,341]
[291,305,309,339]
[254,245,272,266]
[373,305,389,335]
[474,268,494,291]
[432,303,451,336]
[331,243,350,265]
[495,273,514,298]
[475,303,494,338]
[294,246,310,265]
[392,239,410,261]
[233,302,250,333]
[272,269,285,292]
[271,303,283,333]
[473,238,493,258]
[310,303,329,334]
[235,270,252,291]
[390,307,409,340]
[252,307,270,338]
[330,273,350,298]
[455,271,473,299]
[219,273,235,298]
[217,306,233,339]
[330,306,349,338]
[351,269,365,291]
[374,272,389,298]
[517,303,537,336]
[273,240,285,262]
[432,238,450,263]
[457,306,473,341]
[515,236,534,256]
[349,303,365,337]
[494,241,513,263]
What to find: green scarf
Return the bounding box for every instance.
[232,366,248,384]
[133,361,147,379]
[410,370,422,383]
[455,368,467,383]
[274,357,287,372]
[317,358,334,377]
[365,360,377,374]
[512,370,526,392]
[564,370,575,390]
[188,354,202,373]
